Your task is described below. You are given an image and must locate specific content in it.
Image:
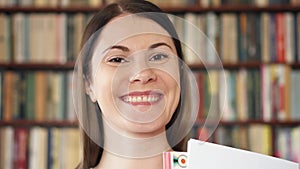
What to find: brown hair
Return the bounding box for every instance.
[76,0,189,168]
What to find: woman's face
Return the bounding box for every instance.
[88,15,180,138]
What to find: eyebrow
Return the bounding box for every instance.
[103,42,173,54]
[103,45,130,53]
[149,42,173,50]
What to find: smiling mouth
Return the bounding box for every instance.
[120,91,163,106]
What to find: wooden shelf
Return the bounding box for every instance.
[189,62,261,70]
[1,5,300,13]
[190,62,300,70]
[195,120,300,126]
[1,119,299,128]
[0,62,299,71]
[0,6,103,13]
[0,120,78,127]
[162,4,300,13]
[0,62,75,70]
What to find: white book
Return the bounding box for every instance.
[261,66,272,121]
[206,12,218,64]
[13,13,26,63]
[29,127,48,169]
[1,127,14,169]
[187,139,299,169]
[183,13,202,65]
[284,12,295,63]
[56,14,67,63]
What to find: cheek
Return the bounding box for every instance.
[92,70,114,108]
[161,73,180,118]
[92,68,128,111]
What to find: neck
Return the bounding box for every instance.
[95,151,165,169]
[94,122,172,169]
[101,120,172,158]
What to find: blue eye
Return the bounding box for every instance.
[149,53,169,61]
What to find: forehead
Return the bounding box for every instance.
[114,33,174,50]
[96,14,172,50]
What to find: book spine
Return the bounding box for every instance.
[275,13,286,63]
[13,128,29,169]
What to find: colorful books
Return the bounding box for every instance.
[0,71,76,121]
[0,127,79,169]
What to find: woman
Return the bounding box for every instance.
[73,0,200,168]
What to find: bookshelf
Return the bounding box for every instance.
[0,62,75,70]
[0,5,300,13]
[0,1,300,168]
[0,120,78,127]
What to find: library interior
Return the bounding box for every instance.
[0,0,300,168]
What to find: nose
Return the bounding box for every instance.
[130,69,157,84]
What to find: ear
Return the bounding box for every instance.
[84,76,97,103]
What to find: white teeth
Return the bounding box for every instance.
[142,96,147,102]
[132,97,137,102]
[122,95,160,103]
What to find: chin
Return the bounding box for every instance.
[124,119,167,137]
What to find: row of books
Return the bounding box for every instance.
[0,0,103,7]
[192,125,300,162]
[0,13,90,63]
[176,12,300,65]
[0,71,76,121]
[215,124,300,162]
[1,66,299,122]
[0,12,299,64]
[1,0,300,7]
[0,126,80,169]
[193,65,300,122]
[276,126,300,163]
[149,0,300,7]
